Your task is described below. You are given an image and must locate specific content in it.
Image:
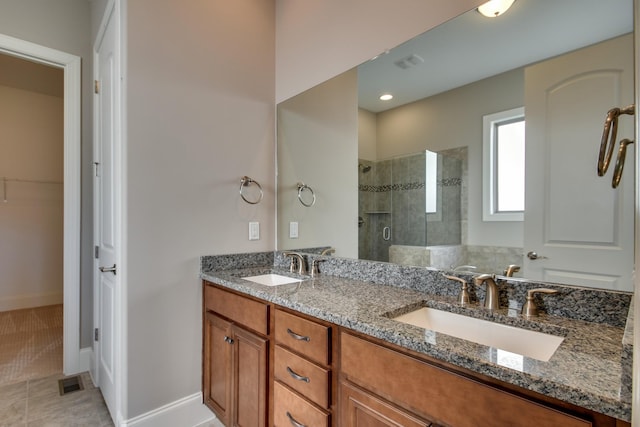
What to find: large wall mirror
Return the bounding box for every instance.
[277,0,635,292]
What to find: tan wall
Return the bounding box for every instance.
[0,0,93,346]
[278,70,358,257]
[0,85,63,310]
[358,108,377,161]
[125,0,276,418]
[275,0,484,103]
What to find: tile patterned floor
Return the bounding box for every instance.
[0,305,63,386]
[0,371,113,426]
[0,305,113,426]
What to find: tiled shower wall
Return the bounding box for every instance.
[358,148,465,262]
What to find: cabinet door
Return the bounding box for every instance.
[204,312,233,426]
[340,380,432,427]
[233,324,268,427]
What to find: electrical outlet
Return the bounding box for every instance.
[249,222,260,240]
[289,221,299,239]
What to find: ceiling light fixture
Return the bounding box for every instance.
[379,94,393,101]
[477,0,515,18]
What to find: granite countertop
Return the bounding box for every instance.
[201,262,632,422]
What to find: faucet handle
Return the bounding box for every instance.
[442,274,470,306]
[503,264,521,277]
[283,251,299,273]
[522,288,559,317]
[311,259,325,277]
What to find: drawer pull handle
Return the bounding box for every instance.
[286,366,310,383]
[287,328,310,342]
[223,336,234,344]
[286,411,307,427]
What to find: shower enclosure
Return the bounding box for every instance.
[358,149,464,263]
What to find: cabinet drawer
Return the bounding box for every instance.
[274,381,330,427]
[340,380,432,427]
[341,332,592,427]
[274,345,330,409]
[275,309,330,365]
[204,283,268,335]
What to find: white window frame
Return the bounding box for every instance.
[482,107,525,222]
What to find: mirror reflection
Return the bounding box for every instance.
[277,0,635,291]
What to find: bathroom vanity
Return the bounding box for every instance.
[201,251,632,427]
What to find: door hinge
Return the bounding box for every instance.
[94,80,100,94]
[94,246,99,259]
[94,328,99,342]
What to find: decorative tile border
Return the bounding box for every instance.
[359,179,461,193]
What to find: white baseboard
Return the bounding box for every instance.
[120,392,215,427]
[0,291,63,312]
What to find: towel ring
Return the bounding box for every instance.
[612,139,634,188]
[297,182,316,207]
[239,176,263,204]
[598,105,634,176]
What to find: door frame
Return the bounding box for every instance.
[0,34,82,374]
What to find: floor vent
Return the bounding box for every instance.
[58,375,84,396]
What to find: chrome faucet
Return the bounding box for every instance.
[473,274,499,310]
[503,264,521,277]
[283,251,307,275]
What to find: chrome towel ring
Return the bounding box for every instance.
[297,182,316,207]
[239,176,263,204]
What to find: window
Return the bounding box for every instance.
[482,107,525,221]
[425,150,438,214]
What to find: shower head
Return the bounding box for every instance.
[359,163,372,173]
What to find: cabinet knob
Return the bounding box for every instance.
[223,336,234,344]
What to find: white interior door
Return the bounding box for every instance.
[94,5,119,421]
[524,35,634,291]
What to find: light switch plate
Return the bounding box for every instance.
[289,221,299,239]
[249,222,260,240]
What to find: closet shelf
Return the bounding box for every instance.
[2,177,63,185]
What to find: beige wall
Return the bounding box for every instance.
[0,85,63,310]
[125,0,275,418]
[358,108,377,161]
[0,0,93,347]
[376,68,525,248]
[275,0,484,103]
[278,70,358,257]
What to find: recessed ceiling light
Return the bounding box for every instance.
[477,0,515,18]
[379,94,393,101]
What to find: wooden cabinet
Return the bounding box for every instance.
[273,308,333,426]
[203,283,269,427]
[340,331,595,427]
[203,313,232,425]
[340,380,433,427]
[202,281,629,427]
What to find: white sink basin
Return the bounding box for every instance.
[392,307,564,361]
[241,274,303,286]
